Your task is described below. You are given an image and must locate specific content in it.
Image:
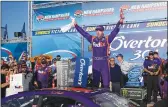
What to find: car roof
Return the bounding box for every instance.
[2,88,106,107]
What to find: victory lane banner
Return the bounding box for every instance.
[74,57,89,88]
[32,20,167,36]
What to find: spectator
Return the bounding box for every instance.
[8,67,14,75]
[109,57,122,94]
[52,55,61,65]
[143,51,161,104]
[13,62,18,74]
[56,55,61,61]
[163,52,168,74]
[153,51,165,98]
[50,59,57,74]
[8,55,14,65]
[143,56,150,87]
[19,61,27,73]
[1,58,5,65]
[116,54,131,87]
[1,64,10,98]
[26,56,32,71]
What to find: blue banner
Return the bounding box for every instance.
[74,57,89,87]
[33,2,167,29]
[33,3,82,30]
[1,43,27,61]
[32,20,167,35]
[81,2,167,25]
[32,33,81,59]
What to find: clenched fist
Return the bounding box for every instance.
[120,8,125,24]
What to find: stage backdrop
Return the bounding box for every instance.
[33,1,167,30]
[83,20,167,63]
[32,1,167,61]
[1,43,27,61]
[32,32,81,59]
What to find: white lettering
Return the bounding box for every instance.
[110,36,124,51]
[137,40,146,48]
[145,36,153,48]
[130,40,139,48]
[78,59,86,85]
[130,2,167,10]
[110,36,166,51]
[160,39,167,47]
[124,40,134,48]
[151,39,161,48]
[130,50,141,61]
[83,8,114,15]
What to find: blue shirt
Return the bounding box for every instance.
[143,58,161,72]
[110,64,122,82]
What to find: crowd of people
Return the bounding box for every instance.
[1,51,168,106]
[1,52,61,98]
[107,51,168,105]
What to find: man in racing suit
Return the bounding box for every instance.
[72,9,124,88]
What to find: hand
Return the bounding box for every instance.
[71,17,77,26]
[34,81,38,86]
[154,72,159,75]
[149,72,154,76]
[119,8,125,24]
[6,82,10,86]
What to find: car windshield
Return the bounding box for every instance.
[2,96,34,107]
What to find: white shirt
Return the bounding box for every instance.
[118,60,132,75]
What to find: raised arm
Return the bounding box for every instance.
[108,21,121,43]
[108,8,125,43]
[72,18,92,43]
[74,24,92,43]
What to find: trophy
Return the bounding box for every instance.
[126,66,144,87]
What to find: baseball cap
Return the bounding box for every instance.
[95,25,104,31]
[149,51,154,55]
[116,54,123,58]
[56,55,61,58]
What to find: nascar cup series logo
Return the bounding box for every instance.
[74,8,114,18]
[78,59,85,86]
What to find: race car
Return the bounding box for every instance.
[1,88,138,107]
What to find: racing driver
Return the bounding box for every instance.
[72,9,125,89]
